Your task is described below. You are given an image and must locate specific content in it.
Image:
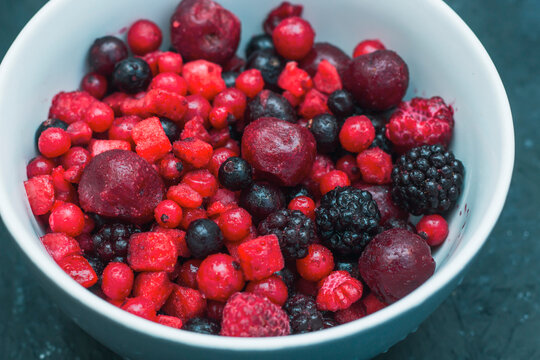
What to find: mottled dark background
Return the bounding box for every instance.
[0,0,538,359]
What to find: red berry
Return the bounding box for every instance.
[177,259,202,289]
[184,94,212,124]
[263,1,303,35]
[149,72,188,95]
[339,115,375,153]
[182,169,218,198]
[316,270,363,311]
[362,292,387,315]
[167,183,203,208]
[158,154,184,181]
[84,101,114,132]
[197,253,245,302]
[386,96,454,152]
[127,232,177,272]
[173,138,213,168]
[154,200,183,228]
[157,52,183,74]
[209,106,229,130]
[237,234,284,281]
[162,285,206,322]
[313,59,342,94]
[121,297,157,321]
[27,156,55,178]
[336,154,361,183]
[235,69,264,98]
[157,315,183,329]
[296,244,334,282]
[38,128,71,158]
[245,275,288,306]
[24,175,55,215]
[298,88,329,119]
[272,17,315,60]
[49,202,85,237]
[319,170,350,195]
[61,147,91,170]
[353,39,386,57]
[416,214,449,246]
[218,207,252,242]
[288,196,316,221]
[277,61,313,97]
[221,292,290,337]
[213,87,247,121]
[80,72,108,99]
[180,207,208,230]
[180,117,211,143]
[101,262,134,300]
[40,232,81,262]
[207,147,238,177]
[132,271,174,310]
[127,19,163,55]
[182,60,226,100]
[66,121,93,146]
[356,147,393,184]
[334,300,366,324]
[58,254,98,288]
[107,116,140,145]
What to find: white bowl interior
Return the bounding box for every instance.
[0,0,513,358]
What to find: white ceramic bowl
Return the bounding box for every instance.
[0,0,513,359]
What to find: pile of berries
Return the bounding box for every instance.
[24,0,464,337]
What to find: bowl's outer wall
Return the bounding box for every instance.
[0,0,513,359]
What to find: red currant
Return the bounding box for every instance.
[101,262,134,300]
[339,115,375,153]
[80,72,108,99]
[235,69,264,98]
[38,128,71,158]
[416,214,449,246]
[196,253,245,302]
[319,170,350,195]
[127,19,163,55]
[288,196,316,220]
[296,244,335,282]
[272,17,315,60]
[219,207,252,242]
[154,200,183,229]
[48,202,85,237]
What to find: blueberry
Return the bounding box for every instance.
[34,118,68,149]
[245,34,274,59]
[310,113,339,154]
[88,36,128,76]
[222,71,239,88]
[245,90,296,125]
[239,182,286,223]
[186,219,224,259]
[112,57,152,94]
[245,49,285,92]
[327,90,355,119]
[183,317,220,335]
[159,117,181,143]
[218,157,252,191]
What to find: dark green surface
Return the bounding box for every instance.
[1,0,539,359]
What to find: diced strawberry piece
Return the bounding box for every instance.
[182,60,226,100]
[88,139,131,157]
[128,232,177,272]
[132,271,174,311]
[24,175,55,215]
[278,61,313,97]
[162,285,206,322]
[40,232,81,262]
[180,118,211,143]
[131,117,172,163]
[48,91,95,124]
[145,89,188,122]
[173,138,213,168]
[57,254,98,288]
[298,89,329,119]
[156,315,183,329]
[121,297,157,321]
[316,271,363,311]
[313,59,342,94]
[237,234,284,281]
[182,169,218,198]
[152,226,191,258]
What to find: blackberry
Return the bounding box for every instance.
[34,118,68,149]
[92,223,141,264]
[284,295,324,334]
[186,219,224,259]
[310,113,339,154]
[112,57,152,94]
[391,144,464,215]
[315,186,381,258]
[183,317,220,335]
[218,157,253,191]
[258,209,316,260]
[245,34,274,59]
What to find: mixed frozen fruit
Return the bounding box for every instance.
[24,0,465,337]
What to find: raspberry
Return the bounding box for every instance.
[334,300,366,324]
[221,292,290,337]
[284,294,324,334]
[80,73,108,99]
[149,72,188,95]
[24,175,55,215]
[277,61,313,97]
[391,144,464,215]
[237,234,284,281]
[258,209,316,260]
[92,223,141,264]
[235,69,264,98]
[353,39,386,57]
[167,183,203,209]
[313,59,342,94]
[272,17,315,60]
[162,285,206,322]
[183,317,221,334]
[177,259,202,289]
[48,91,95,124]
[319,170,351,195]
[245,275,289,306]
[38,128,71,158]
[154,200,183,229]
[197,254,245,302]
[182,60,226,100]
[218,207,252,242]
[386,96,454,152]
[316,271,363,311]
[132,271,173,310]
[288,196,316,221]
[339,115,375,153]
[127,19,163,56]
[298,89,329,119]
[40,232,82,262]
[121,297,157,321]
[356,147,393,184]
[157,315,183,329]
[182,169,218,198]
[58,254,98,288]
[101,262,134,301]
[416,214,449,246]
[173,138,213,168]
[48,202,85,237]
[315,186,381,257]
[157,52,184,74]
[263,2,303,35]
[296,244,334,282]
[128,232,177,272]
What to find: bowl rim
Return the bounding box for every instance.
[0,0,514,352]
